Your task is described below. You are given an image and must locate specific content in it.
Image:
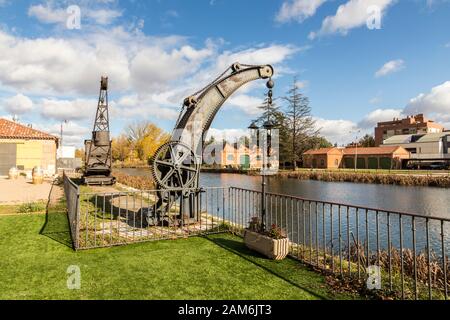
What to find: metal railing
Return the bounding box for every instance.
[229,186,450,300]
[75,186,229,250]
[62,175,449,299]
[63,172,80,249]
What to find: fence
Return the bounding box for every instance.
[229,186,450,300]
[74,186,229,250]
[63,173,80,249]
[62,175,449,299]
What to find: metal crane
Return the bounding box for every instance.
[148,63,274,226]
[83,76,116,185]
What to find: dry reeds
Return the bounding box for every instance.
[113,171,155,190]
[279,171,450,188]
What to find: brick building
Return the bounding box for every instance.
[303,146,410,169]
[374,114,444,146]
[0,118,59,176]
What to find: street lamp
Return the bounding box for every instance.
[349,129,361,171]
[248,120,273,232]
[248,87,275,232]
[59,120,68,157]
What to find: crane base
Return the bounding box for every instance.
[83,175,116,186]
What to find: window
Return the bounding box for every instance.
[335,159,338,166]
[320,159,325,167]
[227,155,234,161]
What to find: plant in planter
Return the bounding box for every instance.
[243,217,289,260]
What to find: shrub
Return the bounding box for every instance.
[18,202,46,213]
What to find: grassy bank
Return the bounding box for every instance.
[0,202,47,215]
[276,170,450,188]
[0,213,359,300]
[113,171,154,190]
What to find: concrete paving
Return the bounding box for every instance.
[0,176,59,204]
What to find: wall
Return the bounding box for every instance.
[0,138,57,175]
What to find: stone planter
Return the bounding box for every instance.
[243,229,289,260]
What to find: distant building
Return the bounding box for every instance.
[303,146,410,170]
[375,114,444,146]
[207,142,278,170]
[382,132,450,163]
[302,147,343,169]
[0,118,59,176]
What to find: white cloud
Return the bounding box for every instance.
[358,108,404,128]
[28,2,122,26]
[112,94,179,121]
[28,3,67,24]
[225,95,262,116]
[39,98,97,121]
[206,128,249,142]
[375,59,404,77]
[404,81,450,117]
[85,9,122,25]
[314,117,360,145]
[0,28,131,95]
[309,0,395,39]
[275,0,326,23]
[2,93,33,114]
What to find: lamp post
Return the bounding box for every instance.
[248,78,275,232]
[349,129,361,171]
[248,120,274,232]
[60,120,68,157]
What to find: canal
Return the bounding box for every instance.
[117,168,450,219]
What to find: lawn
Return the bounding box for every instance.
[0,213,359,300]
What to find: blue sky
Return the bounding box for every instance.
[0,0,450,146]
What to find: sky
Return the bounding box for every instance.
[0,0,450,147]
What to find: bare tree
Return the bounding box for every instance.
[282,76,319,170]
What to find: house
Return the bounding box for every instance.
[341,146,410,169]
[302,148,343,169]
[374,114,444,146]
[382,132,450,168]
[0,118,59,176]
[206,141,278,170]
[302,146,410,169]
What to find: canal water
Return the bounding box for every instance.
[117,168,450,219]
[117,168,450,253]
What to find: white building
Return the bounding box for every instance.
[382,132,450,161]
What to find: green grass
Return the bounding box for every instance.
[0,202,47,215]
[0,213,359,300]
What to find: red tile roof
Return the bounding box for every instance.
[303,147,342,155]
[0,118,58,141]
[303,146,409,156]
[343,146,404,155]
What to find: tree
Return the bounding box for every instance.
[359,134,375,147]
[112,134,131,162]
[254,95,291,164]
[282,77,319,170]
[306,136,333,150]
[125,121,170,163]
[75,148,85,161]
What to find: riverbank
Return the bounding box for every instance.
[114,166,450,188]
[275,170,450,188]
